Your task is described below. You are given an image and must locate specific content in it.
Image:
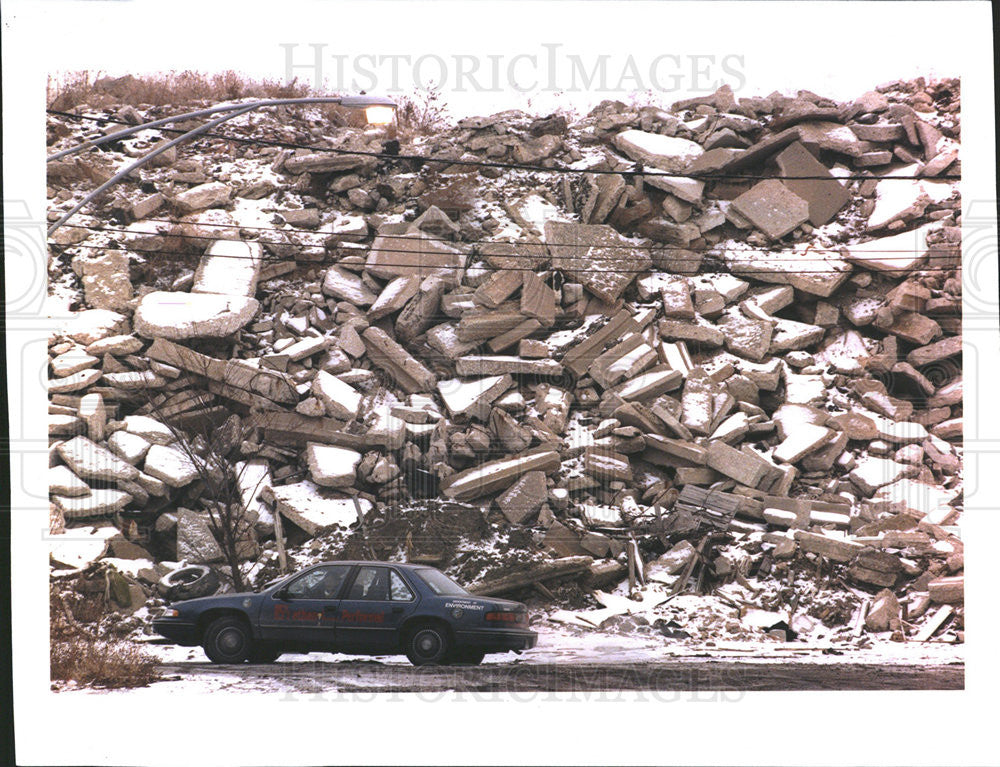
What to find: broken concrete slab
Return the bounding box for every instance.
[441,450,561,501]
[322,266,378,307]
[143,444,200,487]
[192,239,263,298]
[134,291,260,339]
[705,440,772,488]
[438,375,512,420]
[545,220,651,303]
[361,327,437,394]
[495,470,547,524]
[723,244,852,297]
[731,179,811,239]
[304,443,362,488]
[272,480,371,535]
[844,223,941,273]
[57,435,139,482]
[52,488,132,518]
[613,129,704,172]
[311,370,362,421]
[368,275,422,320]
[774,141,851,226]
[365,233,465,286]
[455,355,563,377]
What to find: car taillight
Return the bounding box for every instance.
[485,611,526,624]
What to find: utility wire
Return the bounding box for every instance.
[51,222,961,261]
[46,108,962,182]
[97,216,959,255]
[51,239,962,276]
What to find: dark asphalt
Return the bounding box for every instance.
[156,659,964,692]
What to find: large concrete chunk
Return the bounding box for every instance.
[272,480,370,536]
[368,275,422,320]
[705,441,771,488]
[723,244,852,297]
[143,444,200,487]
[365,233,465,286]
[52,488,132,518]
[613,129,704,172]
[311,370,362,420]
[305,443,362,488]
[544,221,651,303]
[134,291,259,339]
[496,471,547,524]
[322,266,378,306]
[176,510,224,563]
[174,181,231,214]
[192,239,263,298]
[844,223,941,273]
[57,435,139,482]
[437,375,512,420]
[774,141,851,226]
[793,530,867,563]
[361,327,437,394]
[441,450,561,501]
[455,356,563,377]
[731,180,810,240]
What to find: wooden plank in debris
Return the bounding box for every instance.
[467,555,594,596]
[914,604,954,642]
[561,309,641,376]
[674,485,741,531]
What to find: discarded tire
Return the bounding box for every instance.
[158,565,220,602]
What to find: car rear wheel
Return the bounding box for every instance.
[203,617,252,664]
[405,624,450,666]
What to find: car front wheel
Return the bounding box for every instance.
[203,617,253,664]
[405,624,450,666]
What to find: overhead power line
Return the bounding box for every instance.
[50,225,962,275]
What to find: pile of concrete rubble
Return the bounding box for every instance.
[46,77,963,647]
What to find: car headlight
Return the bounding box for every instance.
[160,608,180,618]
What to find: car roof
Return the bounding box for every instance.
[307,560,432,571]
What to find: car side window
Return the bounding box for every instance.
[286,565,351,599]
[347,566,390,601]
[390,571,415,602]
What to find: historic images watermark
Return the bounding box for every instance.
[281,43,746,95]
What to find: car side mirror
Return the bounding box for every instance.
[275,588,290,601]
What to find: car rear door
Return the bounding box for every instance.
[335,566,418,652]
[258,564,353,648]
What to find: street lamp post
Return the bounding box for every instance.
[46,95,397,237]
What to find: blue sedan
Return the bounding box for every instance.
[153,561,537,666]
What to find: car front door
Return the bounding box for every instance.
[335,566,418,652]
[258,564,352,649]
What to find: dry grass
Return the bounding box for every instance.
[46,70,369,128]
[47,70,312,110]
[51,637,162,689]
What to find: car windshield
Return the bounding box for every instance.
[415,568,469,596]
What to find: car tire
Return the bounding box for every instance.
[405,623,450,666]
[447,648,486,665]
[158,565,220,602]
[249,643,283,664]
[203,616,253,664]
